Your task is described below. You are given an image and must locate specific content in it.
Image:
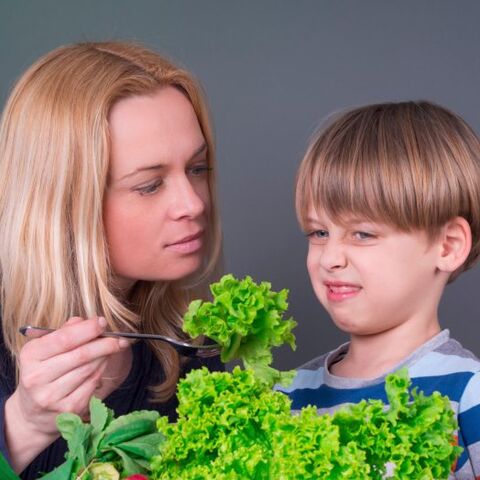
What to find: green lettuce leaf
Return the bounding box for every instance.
[183,274,297,386]
[0,452,21,480]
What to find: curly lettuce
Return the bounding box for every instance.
[183,274,297,386]
[333,369,461,479]
[150,367,460,480]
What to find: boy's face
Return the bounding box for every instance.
[305,207,445,336]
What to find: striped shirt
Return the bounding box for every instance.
[277,330,480,479]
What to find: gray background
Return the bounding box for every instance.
[1,1,479,370]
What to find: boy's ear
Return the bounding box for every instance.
[436,217,472,273]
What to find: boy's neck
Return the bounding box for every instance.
[329,319,441,379]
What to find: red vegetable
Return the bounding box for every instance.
[125,475,148,480]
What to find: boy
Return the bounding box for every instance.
[278,101,480,479]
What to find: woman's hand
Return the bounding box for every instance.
[4,316,129,472]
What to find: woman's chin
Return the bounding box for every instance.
[150,259,204,283]
[113,254,206,286]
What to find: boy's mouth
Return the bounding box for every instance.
[324,280,362,302]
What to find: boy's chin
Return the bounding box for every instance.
[331,317,380,336]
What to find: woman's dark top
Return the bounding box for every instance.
[0,327,223,479]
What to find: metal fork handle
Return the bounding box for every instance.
[19,325,221,359]
[100,330,219,349]
[102,330,221,358]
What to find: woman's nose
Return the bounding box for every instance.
[168,176,207,220]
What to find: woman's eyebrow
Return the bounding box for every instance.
[119,142,207,181]
[191,142,208,158]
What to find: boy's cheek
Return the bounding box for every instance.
[306,259,326,302]
[306,247,319,274]
[306,256,319,284]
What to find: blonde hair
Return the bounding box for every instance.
[296,100,480,281]
[0,41,222,401]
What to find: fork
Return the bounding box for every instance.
[19,325,221,359]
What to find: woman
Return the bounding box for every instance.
[0,41,222,477]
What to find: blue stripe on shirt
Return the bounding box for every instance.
[289,382,387,410]
[459,403,480,445]
[287,371,473,410]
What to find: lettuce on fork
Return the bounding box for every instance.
[183,274,297,386]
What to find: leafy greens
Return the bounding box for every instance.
[149,367,460,479]
[39,397,164,480]
[183,274,297,386]
[34,274,461,480]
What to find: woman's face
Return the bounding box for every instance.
[104,86,211,291]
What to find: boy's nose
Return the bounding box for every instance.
[319,241,348,271]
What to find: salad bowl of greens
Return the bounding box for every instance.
[0,275,461,480]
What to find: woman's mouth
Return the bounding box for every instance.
[324,281,362,302]
[165,231,204,254]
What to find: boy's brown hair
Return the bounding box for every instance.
[296,101,480,281]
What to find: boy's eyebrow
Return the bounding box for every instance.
[304,216,381,229]
[119,142,207,181]
[305,216,323,225]
[348,219,381,227]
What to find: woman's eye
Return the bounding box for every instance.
[188,164,212,176]
[136,180,163,195]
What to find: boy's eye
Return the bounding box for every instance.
[353,231,375,240]
[135,179,163,196]
[307,230,329,243]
